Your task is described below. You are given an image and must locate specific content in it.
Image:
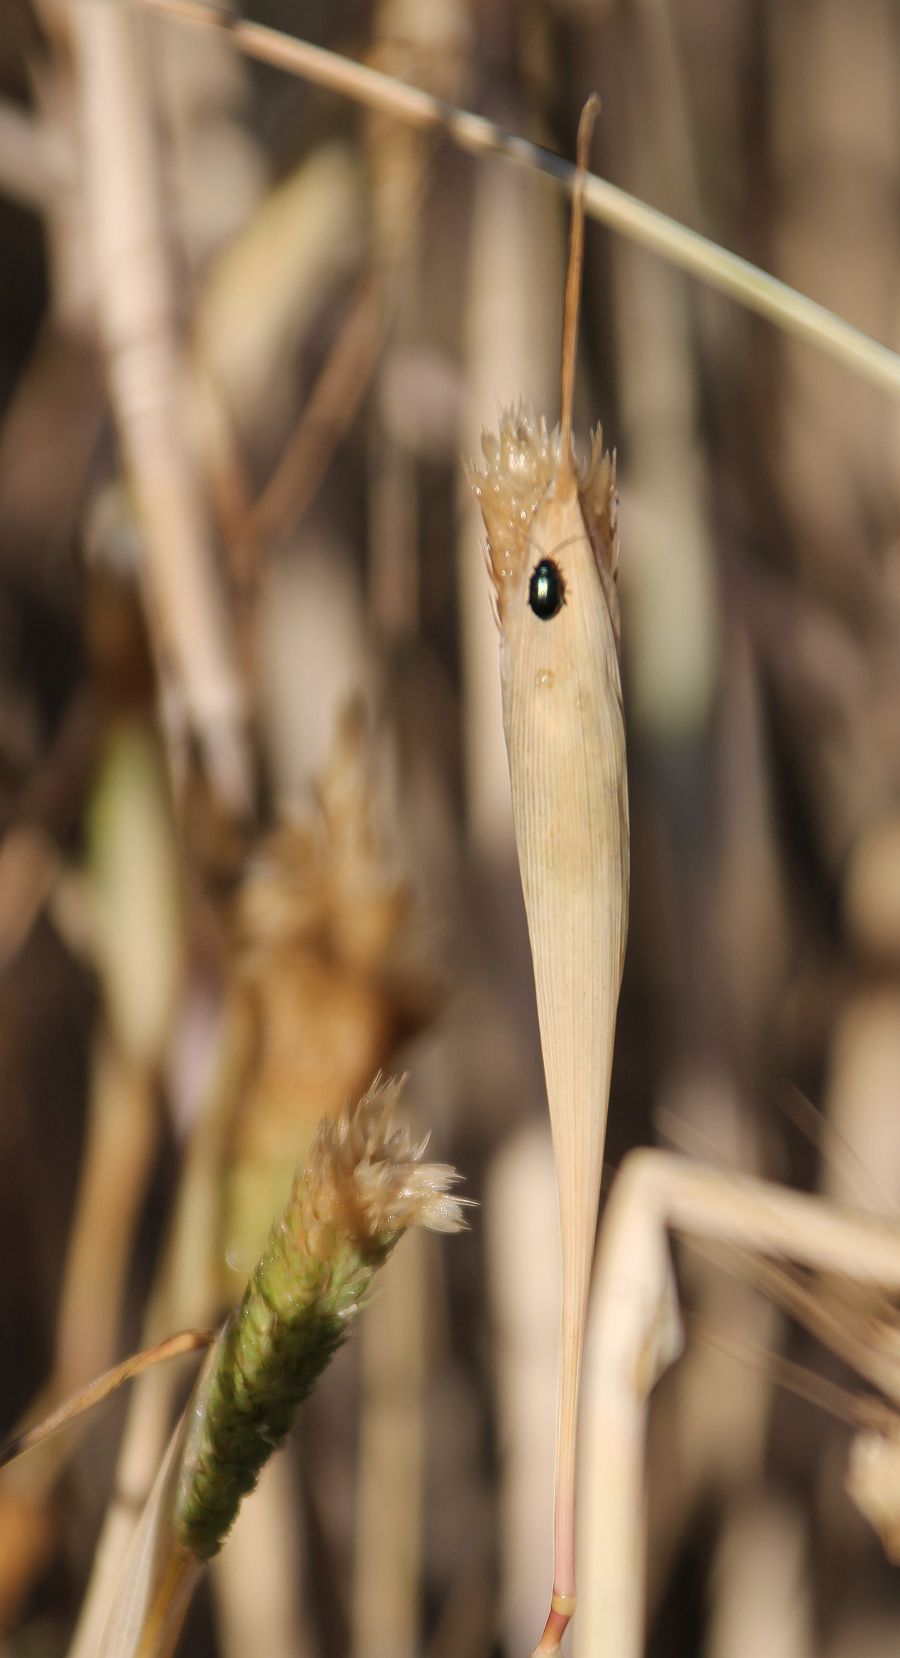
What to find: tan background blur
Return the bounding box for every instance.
[1,1,900,1654]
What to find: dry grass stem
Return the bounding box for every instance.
[74,0,251,816]
[0,1331,212,1471]
[138,0,900,397]
[250,278,383,548]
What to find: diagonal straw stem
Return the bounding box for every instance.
[136,0,900,398]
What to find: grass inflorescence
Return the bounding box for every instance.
[173,1079,466,1558]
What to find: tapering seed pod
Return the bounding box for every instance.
[466,97,629,1655]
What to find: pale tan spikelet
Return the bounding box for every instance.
[465,407,619,631]
[464,408,561,616]
[300,1077,469,1256]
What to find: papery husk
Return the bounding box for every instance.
[468,410,628,1649]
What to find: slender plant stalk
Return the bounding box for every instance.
[68,1352,187,1658]
[132,1552,201,1658]
[73,0,251,818]
[467,102,629,1654]
[0,1332,212,1471]
[95,1424,203,1658]
[135,0,900,399]
[250,276,383,546]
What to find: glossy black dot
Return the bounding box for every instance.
[528,558,565,620]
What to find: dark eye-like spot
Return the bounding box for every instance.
[528,558,565,620]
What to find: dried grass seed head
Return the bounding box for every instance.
[173,1078,468,1560]
[235,703,410,972]
[466,404,619,635]
[293,1076,468,1260]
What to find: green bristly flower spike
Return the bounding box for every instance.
[172,1078,466,1559]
